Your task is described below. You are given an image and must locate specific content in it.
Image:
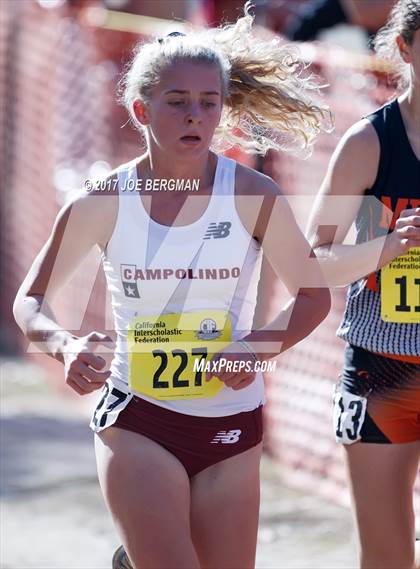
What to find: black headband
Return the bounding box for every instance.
[157,31,186,45]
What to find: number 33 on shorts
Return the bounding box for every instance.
[333,385,368,444]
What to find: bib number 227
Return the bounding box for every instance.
[152,348,207,389]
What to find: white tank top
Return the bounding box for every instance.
[101,155,265,417]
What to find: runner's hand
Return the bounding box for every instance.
[62,331,115,395]
[205,342,259,391]
[388,207,420,256]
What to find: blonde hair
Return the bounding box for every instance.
[119,2,331,155]
[373,0,420,88]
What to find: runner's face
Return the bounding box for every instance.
[140,61,223,158]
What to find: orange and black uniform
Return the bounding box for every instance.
[335,99,420,444]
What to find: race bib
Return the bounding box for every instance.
[333,386,367,445]
[381,247,420,323]
[127,310,231,400]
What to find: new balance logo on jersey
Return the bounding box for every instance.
[210,429,242,444]
[204,221,231,239]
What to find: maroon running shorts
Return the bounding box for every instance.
[111,395,263,477]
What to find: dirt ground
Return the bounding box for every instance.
[1,357,357,569]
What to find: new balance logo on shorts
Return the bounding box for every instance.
[210,429,242,444]
[204,221,231,239]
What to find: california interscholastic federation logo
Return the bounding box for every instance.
[196,318,221,340]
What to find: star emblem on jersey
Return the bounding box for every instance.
[122,281,140,298]
[196,318,221,340]
[203,221,231,239]
[210,430,242,444]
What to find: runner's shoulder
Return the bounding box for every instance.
[71,168,120,216]
[324,119,381,193]
[235,161,283,198]
[56,167,122,250]
[334,119,380,163]
[233,160,290,240]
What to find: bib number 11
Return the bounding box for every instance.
[381,247,420,323]
[393,275,420,313]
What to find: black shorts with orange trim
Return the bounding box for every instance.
[335,344,420,444]
[111,395,263,477]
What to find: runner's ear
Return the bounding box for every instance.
[133,99,150,126]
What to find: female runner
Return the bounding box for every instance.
[13,4,331,568]
[307,1,420,567]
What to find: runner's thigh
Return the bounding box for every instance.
[190,442,263,569]
[94,426,200,569]
[345,440,420,568]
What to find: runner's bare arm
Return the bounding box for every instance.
[13,185,117,364]
[306,120,420,287]
[235,166,331,359]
